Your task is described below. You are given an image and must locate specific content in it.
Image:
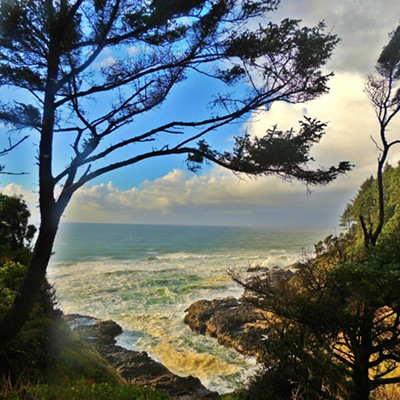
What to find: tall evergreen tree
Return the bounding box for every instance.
[363,25,400,247]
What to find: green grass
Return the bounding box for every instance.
[0,381,169,400]
[42,318,123,385]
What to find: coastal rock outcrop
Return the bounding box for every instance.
[184,297,270,359]
[65,314,216,399]
[184,267,298,360]
[184,267,298,359]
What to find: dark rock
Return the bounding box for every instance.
[184,267,298,361]
[69,318,122,346]
[66,314,216,398]
[184,297,270,359]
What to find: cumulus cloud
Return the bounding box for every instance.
[3,1,400,228]
[96,56,116,69]
[54,165,351,227]
[4,72,397,227]
[127,46,139,56]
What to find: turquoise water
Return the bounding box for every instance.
[48,223,332,393]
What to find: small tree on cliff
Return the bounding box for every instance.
[0,0,351,344]
[361,25,400,247]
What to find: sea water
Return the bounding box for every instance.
[47,223,332,393]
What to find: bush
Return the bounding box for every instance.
[0,261,26,315]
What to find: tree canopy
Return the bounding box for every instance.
[0,0,351,344]
[362,25,400,247]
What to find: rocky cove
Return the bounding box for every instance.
[65,314,217,399]
[65,285,274,398]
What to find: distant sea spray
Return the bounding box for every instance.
[48,223,332,393]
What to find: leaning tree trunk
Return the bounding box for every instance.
[0,207,63,345]
[0,36,64,345]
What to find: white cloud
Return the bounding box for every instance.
[3,1,400,228]
[0,168,352,227]
[54,165,352,227]
[127,46,139,56]
[5,67,397,228]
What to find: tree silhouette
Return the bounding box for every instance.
[0,0,350,343]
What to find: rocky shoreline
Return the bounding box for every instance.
[65,314,217,399]
[64,268,283,398]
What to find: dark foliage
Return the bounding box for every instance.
[0,194,36,264]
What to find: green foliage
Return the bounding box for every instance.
[0,0,352,346]
[219,393,241,400]
[339,163,400,246]
[42,318,123,385]
[0,0,348,187]
[239,208,400,399]
[377,25,400,78]
[28,383,169,400]
[0,261,26,314]
[191,117,352,184]
[1,381,169,400]
[0,193,36,264]
[238,166,400,399]
[0,315,124,391]
[239,316,345,400]
[0,102,41,131]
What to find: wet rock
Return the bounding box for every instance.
[184,297,270,359]
[66,314,216,398]
[184,267,298,360]
[65,315,122,346]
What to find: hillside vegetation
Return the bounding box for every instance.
[234,162,400,400]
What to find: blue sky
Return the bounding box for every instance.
[1,0,400,228]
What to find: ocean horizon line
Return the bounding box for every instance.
[53,220,335,230]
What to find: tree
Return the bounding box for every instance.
[0,193,36,264]
[362,25,400,247]
[233,26,400,400]
[235,227,400,400]
[0,0,351,344]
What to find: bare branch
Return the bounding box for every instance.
[0,135,29,156]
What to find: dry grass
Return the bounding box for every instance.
[371,384,400,400]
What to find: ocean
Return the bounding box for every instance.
[47,223,333,393]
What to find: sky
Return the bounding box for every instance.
[1,0,400,228]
